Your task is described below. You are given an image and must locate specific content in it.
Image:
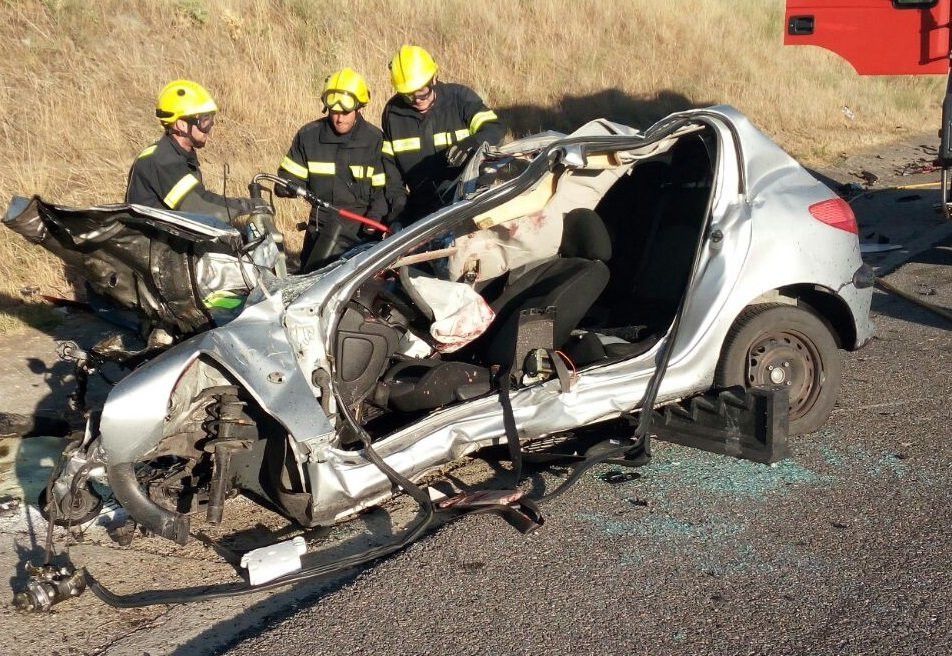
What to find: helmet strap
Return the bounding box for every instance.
[168,120,200,151]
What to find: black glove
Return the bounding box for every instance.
[446,144,473,167]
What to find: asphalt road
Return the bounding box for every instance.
[222,240,951,656]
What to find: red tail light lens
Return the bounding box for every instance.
[808,198,858,234]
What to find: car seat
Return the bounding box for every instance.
[481,207,612,368]
[382,208,612,412]
[595,159,673,323]
[622,135,712,330]
[384,360,492,413]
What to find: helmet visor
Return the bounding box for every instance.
[400,81,434,104]
[322,90,359,113]
[190,113,216,133]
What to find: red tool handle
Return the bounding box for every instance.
[337,208,393,235]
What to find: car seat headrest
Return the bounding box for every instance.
[560,208,612,261]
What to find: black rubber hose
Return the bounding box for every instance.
[107,462,190,545]
[876,277,952,324]
[86,491,434,607]
[87,431,437,607]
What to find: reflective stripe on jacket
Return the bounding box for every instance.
[125,135,248,223]
[276,114,396,223]
[125,135,205,209]
[382,82,505,221]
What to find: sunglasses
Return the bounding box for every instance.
[322,90,359,113]
[401,84,434,104]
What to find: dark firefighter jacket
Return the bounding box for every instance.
[382,82,505,223]
[277,114,398,272]
[125,134,247,223]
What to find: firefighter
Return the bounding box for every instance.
[277,68,398,272]
[382,45,505,224]
[126,79,260,222]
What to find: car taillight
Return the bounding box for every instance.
[808,198,858,234]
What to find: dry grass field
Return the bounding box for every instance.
[0,0,943,332]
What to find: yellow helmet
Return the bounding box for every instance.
[322,68,370,113]
[155,80,218,125]
[389,45,438,94]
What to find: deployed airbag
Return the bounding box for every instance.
[403,269,495,352]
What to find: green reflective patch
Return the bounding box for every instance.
[203,290,246,310]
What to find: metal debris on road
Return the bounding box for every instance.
[896,159,940,176]
[241,536,307,586]
[838,182,866,201]
[598,469,642,484]
[13,564,87,612]
[0,496,20,518]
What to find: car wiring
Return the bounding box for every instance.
[85,432,437,607]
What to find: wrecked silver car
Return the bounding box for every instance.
[4,105,874,607]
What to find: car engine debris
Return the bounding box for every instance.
[13,564,87,612]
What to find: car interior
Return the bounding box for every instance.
[332,127,718,443]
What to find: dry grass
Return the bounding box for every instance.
[0,0,943,331]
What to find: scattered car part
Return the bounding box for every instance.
[241,536,307,585]
[13,564,86,612]
[0,497,20,518]
[82,432,466,607]
[37,483,103,527]
[38,434,106,528]
[651,387,790,465]
[598,470,642,484]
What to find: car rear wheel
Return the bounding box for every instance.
[715,304,842,435]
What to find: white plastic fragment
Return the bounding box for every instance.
[240,536,307,586]
[427,486,449,501]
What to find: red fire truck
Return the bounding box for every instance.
[784,0,952,215]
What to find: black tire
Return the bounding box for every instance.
[715,304,842,435]
[38,484,103,526]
